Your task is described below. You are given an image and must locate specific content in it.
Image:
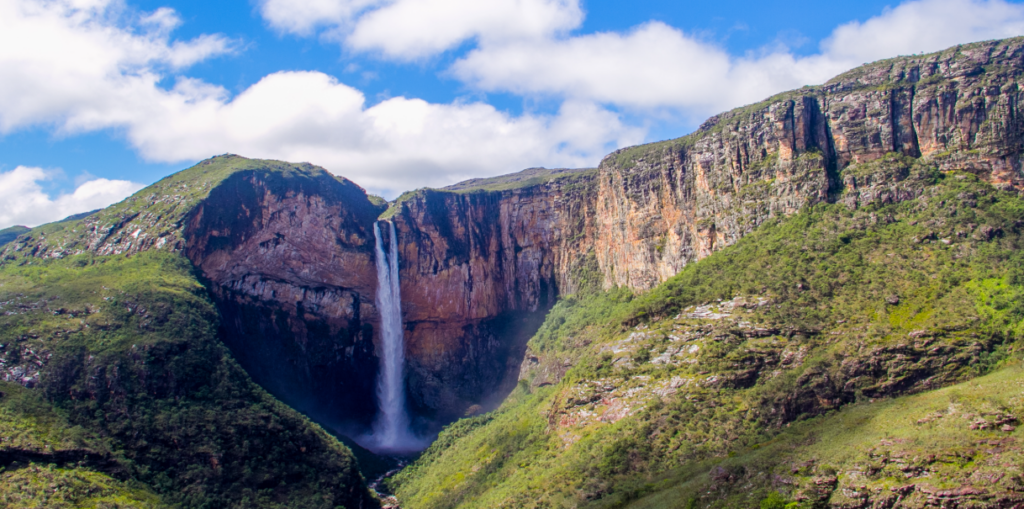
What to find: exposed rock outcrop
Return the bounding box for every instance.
[1,159,390,434]
[581,37,1024,290]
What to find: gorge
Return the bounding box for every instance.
[2,36,1024,508]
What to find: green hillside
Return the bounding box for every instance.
[0,225,30,248]
[0,250,375,508]
[443,167,597,193]
[390,161,1024,508]
[0,382,167,508]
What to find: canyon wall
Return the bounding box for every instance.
[387,178,598,421]
[376,37,1024,422]
[0,160,390,434]
[584,37,1023,290]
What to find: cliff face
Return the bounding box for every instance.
[0,157,390,435]
[581,37,1023,290]
[388,177,598,421]
[182,168,385,430]
[589,96,836,290]
[379,37,1024,422]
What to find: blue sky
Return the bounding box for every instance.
[1,0,1023,228]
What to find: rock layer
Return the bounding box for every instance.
[583,37,1024,290]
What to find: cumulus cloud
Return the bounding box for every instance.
[0,167,144,229]
[824,0,1024,61]
[255,0,1024,116]
[0,0,235,132]
[0,0,641,196]
[121,71,644,193]
[259,0,583,59]
[453,0,1024,115]
[345,0,583,59]
[259,0,381,35]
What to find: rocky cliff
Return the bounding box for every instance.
[374,37,1024,423]
[387,175,598,422]
[583,36,1022,290]
[181,165,385,431]
[4,37,1024,438]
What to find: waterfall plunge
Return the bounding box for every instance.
[371,221,416,452]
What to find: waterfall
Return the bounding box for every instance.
[372,220,413,450]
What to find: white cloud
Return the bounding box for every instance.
[0,0,641,197]
[259,0,381,35]
[453,0,1024,115]
[6,0,1023,213]
[123,71,644,194]
[823,0,1024,61]
[345,0,583,59]
[0,0,235,132]
[258,0,583,59]
[0,166,144,229]
[257,0,1024,115]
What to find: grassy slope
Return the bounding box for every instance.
[443,168,597,193]
[0,226,31,248]
[625,364,1024,509]
[378,167,598,220]
[0,212,101,250]
[0,249,375,508]
[391,166,1024,508]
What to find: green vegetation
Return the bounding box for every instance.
[826,37,1024,92]
[379,188,434,220]
[0,251,374,508]
[0,225,30,248]
[0,382,166,508]
[444,168,598,194]
[623,364,1024,508]
[14,155,285,246]
[1,464,166,508]
[391,171,1024,508]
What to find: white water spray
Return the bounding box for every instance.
[371,220,414,451]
